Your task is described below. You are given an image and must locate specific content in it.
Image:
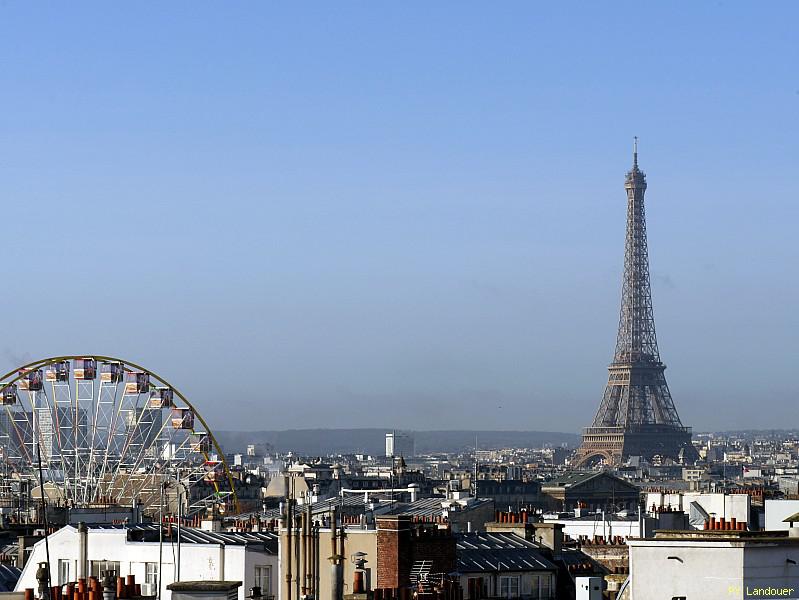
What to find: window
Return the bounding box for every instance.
[90,561,120,579]
[254,565,272,597]
[466,577,485,599]
[531,574,553,599]
[539,574,552,599]
[499,576,520,599]
[58,560,71,586]
[145,563,158,586]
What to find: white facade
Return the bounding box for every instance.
[645,492,751,526]
[15,526,278,600]
[542,516,642,541]
[765,500,799,532]
[628,535,799,600]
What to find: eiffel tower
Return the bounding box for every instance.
[574,141,699,467]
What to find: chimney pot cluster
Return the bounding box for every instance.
[703,518,745,531]
[494,510,529,524]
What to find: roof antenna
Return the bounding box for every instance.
[633,136,639,168]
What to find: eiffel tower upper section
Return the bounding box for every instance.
[614,139,661,369]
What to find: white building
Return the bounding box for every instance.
[543,512,645,541]
[627,529,799,600]
[644,491,751,528]
[16,524,278,600]
[765,499,799,532]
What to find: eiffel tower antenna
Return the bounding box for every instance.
[574,142,698,467]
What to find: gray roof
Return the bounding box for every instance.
[0,564,22,592]
[386,498,493,518]
[456,533,557,573]
[541,472,604,489]
[91,524,278,552]
[0,541,18,557]
[541,471,636,491]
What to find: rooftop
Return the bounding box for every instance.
[630,530,799,545]
[385,497,492,518]
[456,532,557,573]
[89,524,279,551]
[541,472,604,489]
[167,581,242,592]
[0,564,21,593]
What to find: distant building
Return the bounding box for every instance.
[386,431,414,458]
[540,472,639,512]
[476,480,541,511]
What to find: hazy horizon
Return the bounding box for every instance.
[1,3,796,433]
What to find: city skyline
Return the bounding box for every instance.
[1,3,796,433]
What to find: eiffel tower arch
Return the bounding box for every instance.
[574,141,699,467]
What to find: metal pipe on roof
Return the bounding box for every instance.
[284,496,293,600]
[310,519,317,599]
[294,502,300,600]
[301,508,308,597]
[330,508,343,600]
[77,522,88,582]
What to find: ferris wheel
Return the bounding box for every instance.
[0,355,238,516]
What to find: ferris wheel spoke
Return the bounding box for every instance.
[95,364,126,502]
[33,386,68,484]
[2,401,33,465]
[46,363,78,496]
[85,371,118,503]
[113,407,173,501]
[74,369,95,503]
[110,407,159,499]
[124,426,195,503]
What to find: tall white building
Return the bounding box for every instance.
[385,431,414,458]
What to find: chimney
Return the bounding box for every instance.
[330,509,344,600]
[408,484,420,503]
[78,522,89,582]
[376,516,412,589]
[201,515,223,533]
[531,523,563,559]
[486,520,534,541]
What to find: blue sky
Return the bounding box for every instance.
[0,3,796,432]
